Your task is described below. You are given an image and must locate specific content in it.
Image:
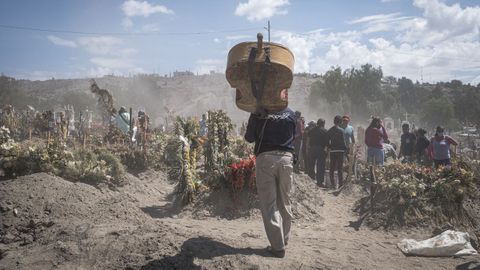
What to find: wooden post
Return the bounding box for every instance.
[129,107,133,145]
[369,165,376,213]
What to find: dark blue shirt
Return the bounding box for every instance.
[400,132,416,156]
[245,107,296,155]
[327,125,347,151]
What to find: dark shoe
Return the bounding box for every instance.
[266,246,285,258]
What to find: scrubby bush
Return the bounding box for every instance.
[0,135,125,186]
[364,160,477,228]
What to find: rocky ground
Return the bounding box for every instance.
[1,170,479,270]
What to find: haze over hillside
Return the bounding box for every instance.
[9,73,318,126]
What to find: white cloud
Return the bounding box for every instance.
[349,12,402,25]
[414,0,480,33]
[398,0,480,44]
[194,59,225,75]
[122,0,173,17]
[83,41,143,76]
[348,13,414,34]
[47,35,77,48]
[274,32,316,73]
[213,38,221,43]
[271,30,360,73]
[45,34,143,78]
[121,0,173,30]
[78,36,122,55]
[308,37,480,83]
[380,0,398,3]
[235,0,289,21]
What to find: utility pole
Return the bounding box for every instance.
[268,20,270,42]
[420,67,423,84]
[264,20,271,42]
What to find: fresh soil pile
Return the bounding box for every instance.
[0,172,172,269]
[185,173,324,222]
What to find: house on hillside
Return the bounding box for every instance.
[173,70,194,77]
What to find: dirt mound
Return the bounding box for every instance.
[0,172,177,269]
[0,173,149,239]
[183,173,324,222]
[290,173,325,221]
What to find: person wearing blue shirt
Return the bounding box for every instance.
[341,115,355,155]
[341,115,355,175]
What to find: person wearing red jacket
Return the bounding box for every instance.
[365,117,388,165]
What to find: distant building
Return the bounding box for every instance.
[173,70,194,77]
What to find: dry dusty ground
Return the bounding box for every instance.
[1,170,479,270]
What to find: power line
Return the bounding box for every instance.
[0,24,261,36]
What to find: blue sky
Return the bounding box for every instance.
[1,0,480,84]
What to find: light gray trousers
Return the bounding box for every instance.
[256,150,294,251]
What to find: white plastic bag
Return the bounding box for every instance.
[397,230,478,257]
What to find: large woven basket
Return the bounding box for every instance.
[226,35,294,113]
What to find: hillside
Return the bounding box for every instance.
[9,74,317,126]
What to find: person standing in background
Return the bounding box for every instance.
[327,115,347,189]
[365,117,388,166]
[398,123,416,163]
[293,111,304,173]
[303,121,316,177]
[415,128,430,164]
[341,115,355,157]
[429,126,458,169]
[341,115,355,175]
[307,118,329,187]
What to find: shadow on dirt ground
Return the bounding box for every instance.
[455,260,480,270]
[137,236,270,270]
[141,203,183,219]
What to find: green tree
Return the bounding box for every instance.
[308,67,346,108]
[345,64,383,117]
[398,77,416,112]
[421,96,456,128]
[453,86,480,126]
[0,75,34,108]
